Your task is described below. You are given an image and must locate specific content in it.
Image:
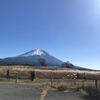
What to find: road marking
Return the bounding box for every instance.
[40,89,48,100]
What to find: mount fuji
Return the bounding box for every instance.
[0,49,92,70]
[0,49,64,66]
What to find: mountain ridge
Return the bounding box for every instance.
[0,49,64,66]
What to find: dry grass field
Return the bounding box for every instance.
[0,65,100,80]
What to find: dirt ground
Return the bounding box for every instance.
[45,90,84,100]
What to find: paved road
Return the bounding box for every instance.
[0,83,41,100]
[0,83,84,100]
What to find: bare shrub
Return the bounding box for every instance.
[82,86,100,100]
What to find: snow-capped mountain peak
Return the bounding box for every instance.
[20,49,49,57]
[0,49,92,70]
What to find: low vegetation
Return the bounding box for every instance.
[81,86,100,100]
[56,83,69,91]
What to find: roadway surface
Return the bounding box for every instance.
[0,83,84,100]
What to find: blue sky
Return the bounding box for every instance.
[0,0,100,69]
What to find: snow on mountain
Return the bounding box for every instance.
[19,49,49,57]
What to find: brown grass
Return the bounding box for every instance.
[0,65,100,80]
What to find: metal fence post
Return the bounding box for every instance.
[50,73,53,87]
[95,80,98,89]
[16,73,18,84]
